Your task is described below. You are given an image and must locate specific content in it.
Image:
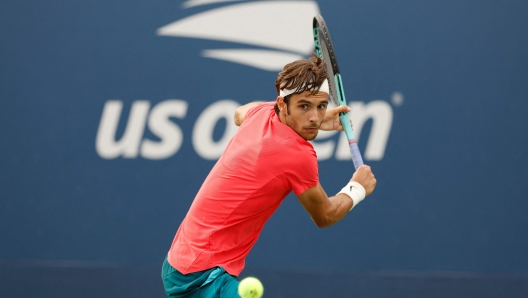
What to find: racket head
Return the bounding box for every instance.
[313,15,365,169]
[313,15,340,108]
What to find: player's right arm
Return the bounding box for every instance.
[296,165,376,228]
[234,101,266,126]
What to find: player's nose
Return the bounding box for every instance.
[308,108,320,122]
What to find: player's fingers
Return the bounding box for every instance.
[334,105,351,113]
[357,165,371,172]
[323,109,338,120]
[326,106,348,118]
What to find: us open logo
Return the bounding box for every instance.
[95,0,400,161]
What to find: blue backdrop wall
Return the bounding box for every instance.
[1,0,527,297]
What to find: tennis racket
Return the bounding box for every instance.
[313,15,364,170]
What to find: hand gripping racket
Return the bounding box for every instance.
[313,15,364,170]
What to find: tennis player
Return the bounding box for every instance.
[162,54,377,297]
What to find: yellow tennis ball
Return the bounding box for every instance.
[238,276,264,298]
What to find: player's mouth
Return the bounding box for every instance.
[304,124,319,131]
[301,127,319,141]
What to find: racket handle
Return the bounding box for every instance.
[339,112,364,169]
[349,141,364,170]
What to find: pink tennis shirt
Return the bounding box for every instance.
[167,102,319,276]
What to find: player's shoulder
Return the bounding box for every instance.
[277,140,318,179]
[245,102,275,119]
[278,137,317,163]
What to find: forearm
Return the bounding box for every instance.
[298,182,367,228]
[316,193,354,228]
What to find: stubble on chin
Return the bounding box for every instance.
[302,129,319,141]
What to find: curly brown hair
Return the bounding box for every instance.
[274,53,328,115]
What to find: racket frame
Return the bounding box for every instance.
[313,15,364,169]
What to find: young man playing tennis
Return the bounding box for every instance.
[162,54,377,297]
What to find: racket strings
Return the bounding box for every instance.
[317,30,339,106]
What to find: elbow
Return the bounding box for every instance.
[313,217,332,229]
[233,109,243,126]
[315,222,328,229]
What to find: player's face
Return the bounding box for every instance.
[277,91,329,141]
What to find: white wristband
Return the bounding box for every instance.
[338,181,366,211]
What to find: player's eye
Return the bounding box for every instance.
[300,104,308,109]
[318,104,327,110]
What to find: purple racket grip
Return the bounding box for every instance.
[349,141,364,170]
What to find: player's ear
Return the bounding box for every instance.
[276,96,286,112]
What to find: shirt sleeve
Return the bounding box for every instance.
[245,102,275,121]
[286,145,319,195]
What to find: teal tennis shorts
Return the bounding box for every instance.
[161,256,240,298]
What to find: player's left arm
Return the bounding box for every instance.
[296,182,353,228]
[296,166,376,228]
[234,101,266,126]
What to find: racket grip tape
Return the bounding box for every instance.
[349,141,364,170]
[339,112,364,169]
